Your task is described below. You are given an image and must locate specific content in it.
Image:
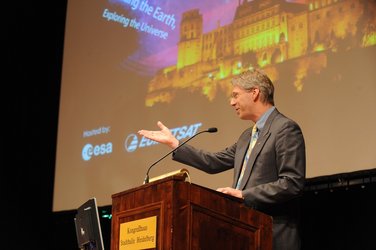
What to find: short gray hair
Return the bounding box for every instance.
[231,68,274,105]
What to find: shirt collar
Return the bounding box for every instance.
[255,106,275,130]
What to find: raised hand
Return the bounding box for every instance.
[138,121,179,149]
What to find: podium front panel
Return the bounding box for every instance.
[111,176,272,250]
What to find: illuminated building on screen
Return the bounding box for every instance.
[145,0,376,106]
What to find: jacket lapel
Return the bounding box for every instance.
[237,109,279,189]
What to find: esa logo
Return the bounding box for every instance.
[82,142,113,161]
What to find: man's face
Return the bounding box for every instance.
[230,85,255,120]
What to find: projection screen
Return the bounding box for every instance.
[53,0,376,211]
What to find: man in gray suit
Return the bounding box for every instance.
[138,68,306,250]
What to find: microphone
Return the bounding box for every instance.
[143,127,218,184]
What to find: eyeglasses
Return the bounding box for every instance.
[230,88,255,100]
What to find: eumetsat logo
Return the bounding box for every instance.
[124,134,139,152]
[124,122,202,153]
[82,142,113,161]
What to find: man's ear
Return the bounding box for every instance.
[251,88,260,101]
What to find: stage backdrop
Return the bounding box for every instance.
[53,0,376,211]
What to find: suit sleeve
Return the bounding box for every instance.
[172,143,236,174]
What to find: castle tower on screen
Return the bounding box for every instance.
[145,0,375,107]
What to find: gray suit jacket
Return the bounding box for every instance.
[173,108,306,250]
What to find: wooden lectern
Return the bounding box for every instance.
[111,175,272,250]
